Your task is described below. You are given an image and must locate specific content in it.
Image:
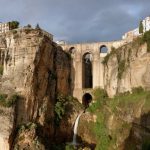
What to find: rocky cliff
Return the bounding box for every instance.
[77,88,150,150]
[0,28,82,150]
[75,36,150,150]
[103,37,150,97]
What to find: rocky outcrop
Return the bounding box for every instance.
[76,88,150,150]
[0,28,75,149]
[103,40,150,97]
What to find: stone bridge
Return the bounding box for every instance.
[61,40,127,104]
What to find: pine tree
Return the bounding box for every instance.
[36,23,40,29]
[139,20,143,34]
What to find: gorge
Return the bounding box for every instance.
[0,27,149,150]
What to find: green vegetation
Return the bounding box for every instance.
[35,23,40,29]
[9,21,19,30]
[0,64,3,75]
[18,122,38,133]
[14,122,43,150]
[87,88,108,113]
[87,87,150,150]
[54,94,83,126]
[102,47,117,65]
[139,20,144,34]
[93,112,111,150]
[118,59,126,79]
[54,94,66,125]
[102,30,150,81]
[142,30,150,52]
[142,139,150,150]
[131,30,150,52]
[0,93,20,107]
[102,46,127,79]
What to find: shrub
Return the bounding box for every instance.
[54,100,65,125]
[54,94,83,126]
[6,94,19,107]
[0,94,7,106]
[132,86,144,94]
[54,94,73,126]
[0,93,19,107]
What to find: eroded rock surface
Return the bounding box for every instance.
[0,28,74,149]
[104,42,150,97]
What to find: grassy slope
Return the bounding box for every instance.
[87,88,150,150]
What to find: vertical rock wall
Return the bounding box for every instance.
[103,42,150,97]
[0,28,72,149]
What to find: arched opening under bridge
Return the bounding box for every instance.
[82,52,93,89]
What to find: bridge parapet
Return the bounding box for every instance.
[61,40,127,57]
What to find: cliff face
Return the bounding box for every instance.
[77,88,150,150]
[0,28,73,149]
[103,39,150,97]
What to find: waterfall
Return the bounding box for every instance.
[72,111,83,145]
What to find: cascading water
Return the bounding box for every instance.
[71,111,84,145]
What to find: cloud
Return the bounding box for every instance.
[0,0,150,43]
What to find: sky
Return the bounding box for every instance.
[0,0,150,43]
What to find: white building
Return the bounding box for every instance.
[0,22,10,34]
[143,16,150,32]
[122,16,150,40]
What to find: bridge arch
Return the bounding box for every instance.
[99,45,108,53]
[82,52,93,89]
[69,47,75,54]
[82,93,92,108]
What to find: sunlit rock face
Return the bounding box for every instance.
[104,43,150,97]
[0,28,72,149]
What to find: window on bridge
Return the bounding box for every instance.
[69,47,75,54]
[100,45,108,53]
[82,93,92,108]
[82,52,93,89]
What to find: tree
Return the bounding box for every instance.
[35,23,40,29]
[139,20,143,34]
[9,21,19,30]
[27,24,32,28]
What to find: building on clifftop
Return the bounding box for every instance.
[122,16,150,41]
[0,22,10,34]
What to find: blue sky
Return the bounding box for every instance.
[0,0,150,43]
